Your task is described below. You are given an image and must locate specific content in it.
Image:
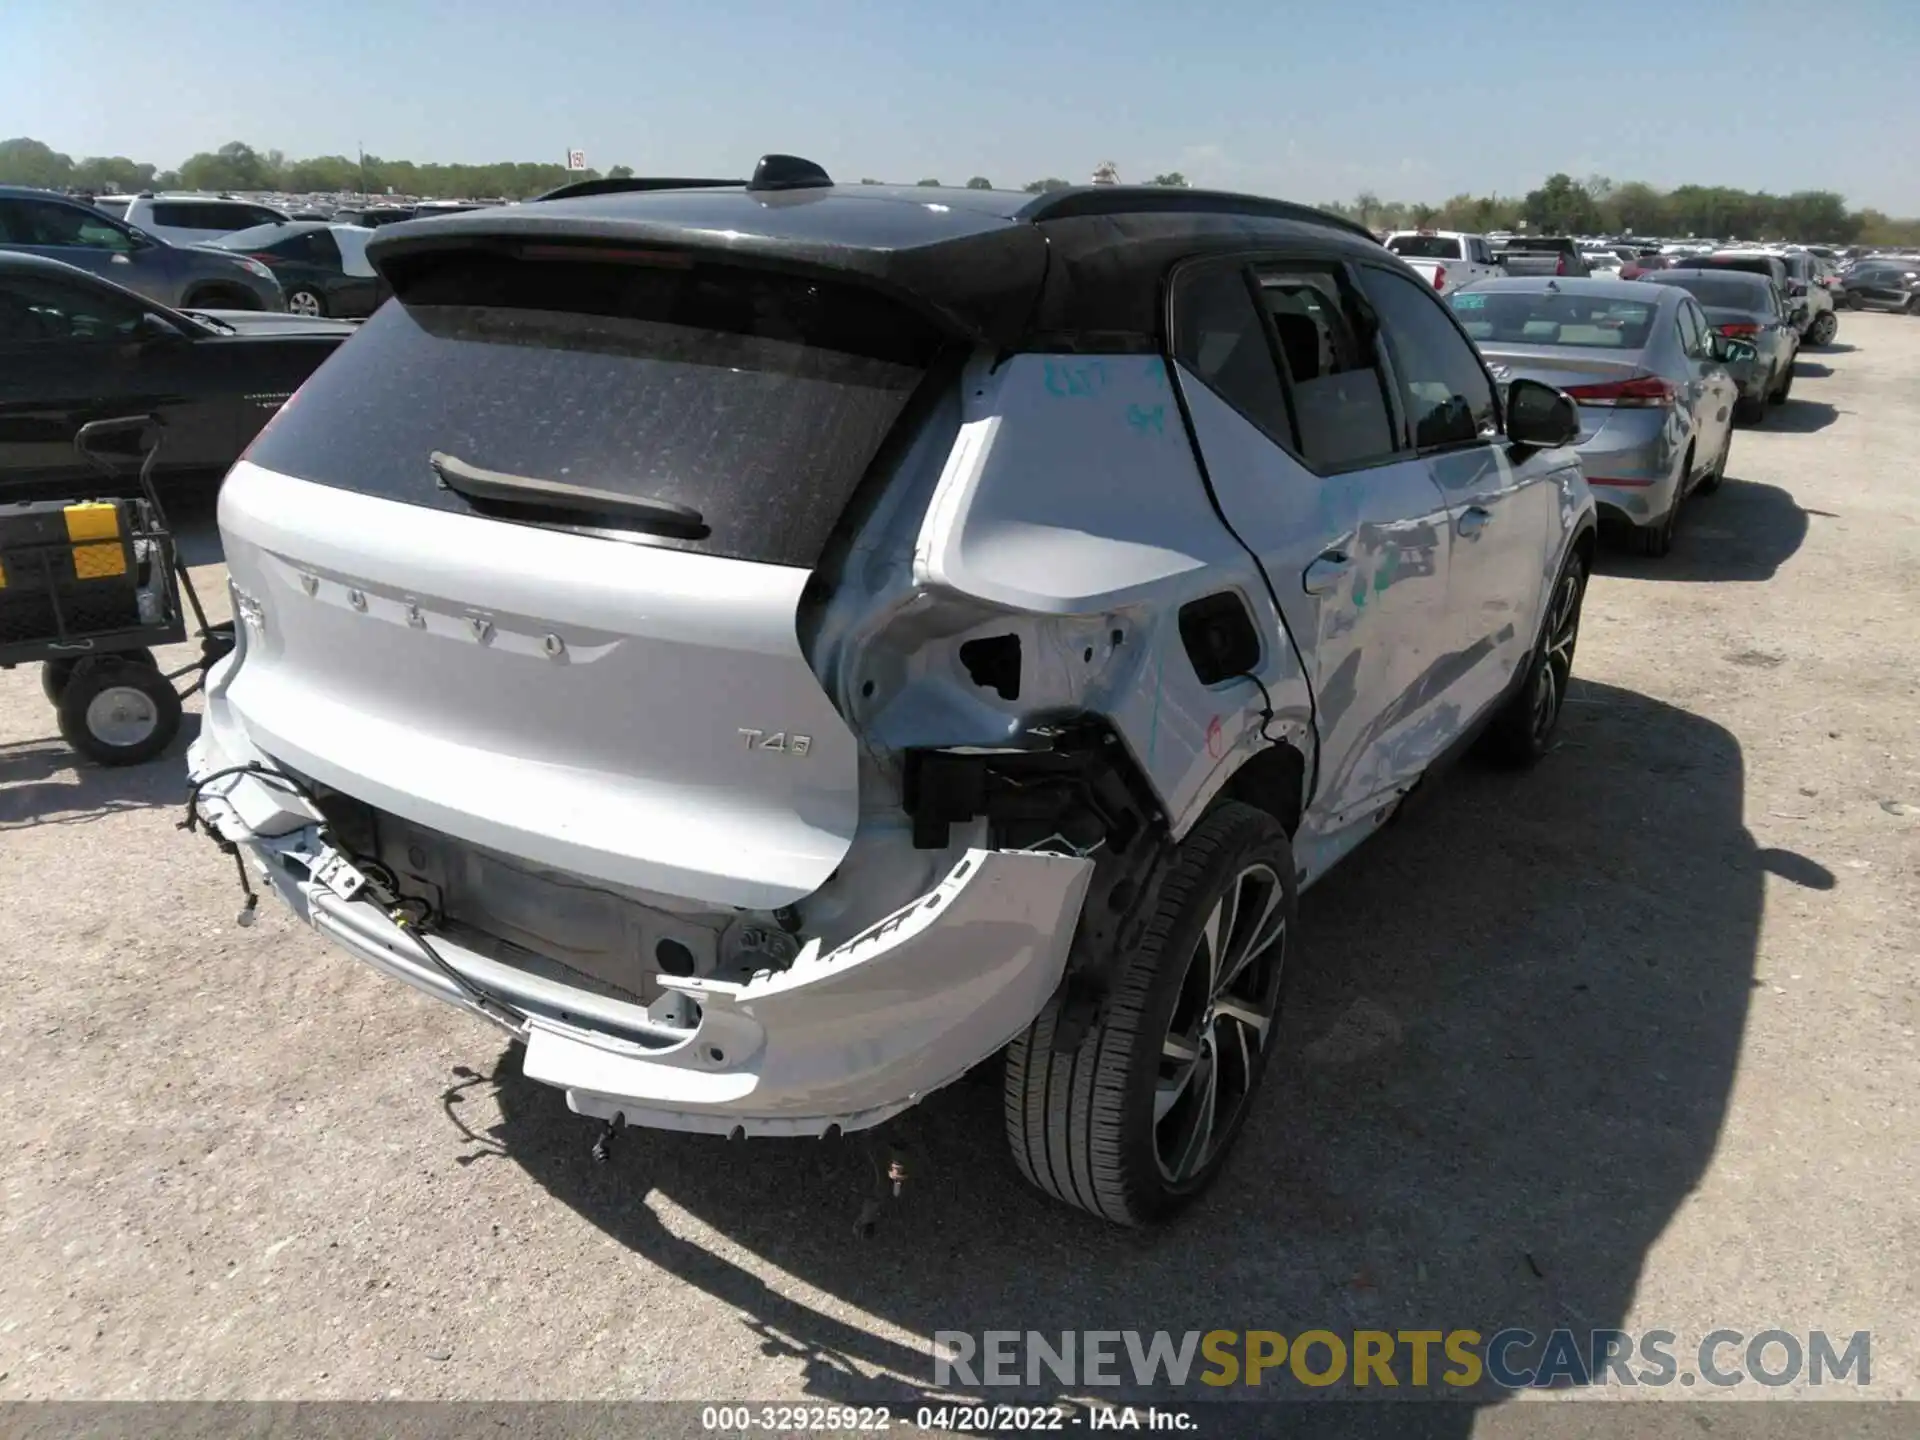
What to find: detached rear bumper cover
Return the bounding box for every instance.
[188,718,1093,1137]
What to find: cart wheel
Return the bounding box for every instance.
[41,648,158,704]
[57,658,182,766]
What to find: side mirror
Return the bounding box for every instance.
[1505,377,1579,449]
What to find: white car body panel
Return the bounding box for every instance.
[217,461,862,911]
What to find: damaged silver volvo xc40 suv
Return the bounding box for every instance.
[187,157,1595,1225]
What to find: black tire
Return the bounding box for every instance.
[41,648,157,704]
[1004,802,1297,1226]
[1696,434,1728,495]
[1808,310,1838,347]
[1483,547,1587,767]
[56,657,181,766]
[1734,390,1766,424]
[1636,504,1677,558]
[1769,363,1794,405]
[286,288,327,318]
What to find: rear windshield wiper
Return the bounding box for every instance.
[428,451,708,539]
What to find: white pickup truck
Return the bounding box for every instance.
[1383,230,1502,293]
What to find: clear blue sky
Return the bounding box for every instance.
[4,0,1916,211]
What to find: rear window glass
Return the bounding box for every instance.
[1386,235,1462,260]
[245,249,944,569]
[1649,274,1771,309]
[1450,290,1657,348]
[151,202,259,231]
[1689,257,1777,280]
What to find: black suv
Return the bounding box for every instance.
[0,186,285,311]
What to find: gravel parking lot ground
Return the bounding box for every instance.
[1,316,1915,1422]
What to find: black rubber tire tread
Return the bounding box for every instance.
[1005,801,1295,1226]
[56,656,181,766]
[1482,546,1588,768]
[41,648,158,704]
[1696,437,1727,495]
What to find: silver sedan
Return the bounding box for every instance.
[1450,276,1742,557]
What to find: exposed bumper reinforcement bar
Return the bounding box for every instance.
[189,721,1093,1137]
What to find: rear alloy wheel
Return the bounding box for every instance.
[1004,802,1296,1226]
[286,288,326,318]
[56,657,181,766]
[1484,548,1587,767]
[1807,310,1838,346]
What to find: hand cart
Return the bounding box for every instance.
[0,416,235,765]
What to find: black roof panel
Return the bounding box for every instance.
[365,182,1382,349]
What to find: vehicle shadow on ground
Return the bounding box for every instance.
[1596,476,1810,583]
[0,719,199,829]
[1794,360,1834,378]
[485,681,1827,1430]
[1759,399,1840,434]
[1805,341,1856,354]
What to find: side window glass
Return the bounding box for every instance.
[1688,304,1712,357]
[1675,305,1701,358]
[0,275,147,343]
[18,201,135,252]
[1249,263,1399,469]
[1171,264,1294,447]
[1352,265,1497,449]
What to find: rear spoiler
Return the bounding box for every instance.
[364,198,1050,348]
[533,176,744,203]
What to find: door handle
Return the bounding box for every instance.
[1456,506,1493,539]
[1302,550,1353,595]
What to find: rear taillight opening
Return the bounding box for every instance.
[1717,323,1760,337]
[1564,375,1675,409]
[1554,254,1569,275]
[1431,265,1447,291]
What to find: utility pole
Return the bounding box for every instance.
[358,143,369,203]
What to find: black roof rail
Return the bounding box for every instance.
[534,175,744,203]
[1016,185,1380,244]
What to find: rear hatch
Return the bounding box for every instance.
[223,237,954,910]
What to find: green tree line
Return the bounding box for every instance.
[5,138,1916,242]
[0,136,616,201]
[1319,171,1920,246]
